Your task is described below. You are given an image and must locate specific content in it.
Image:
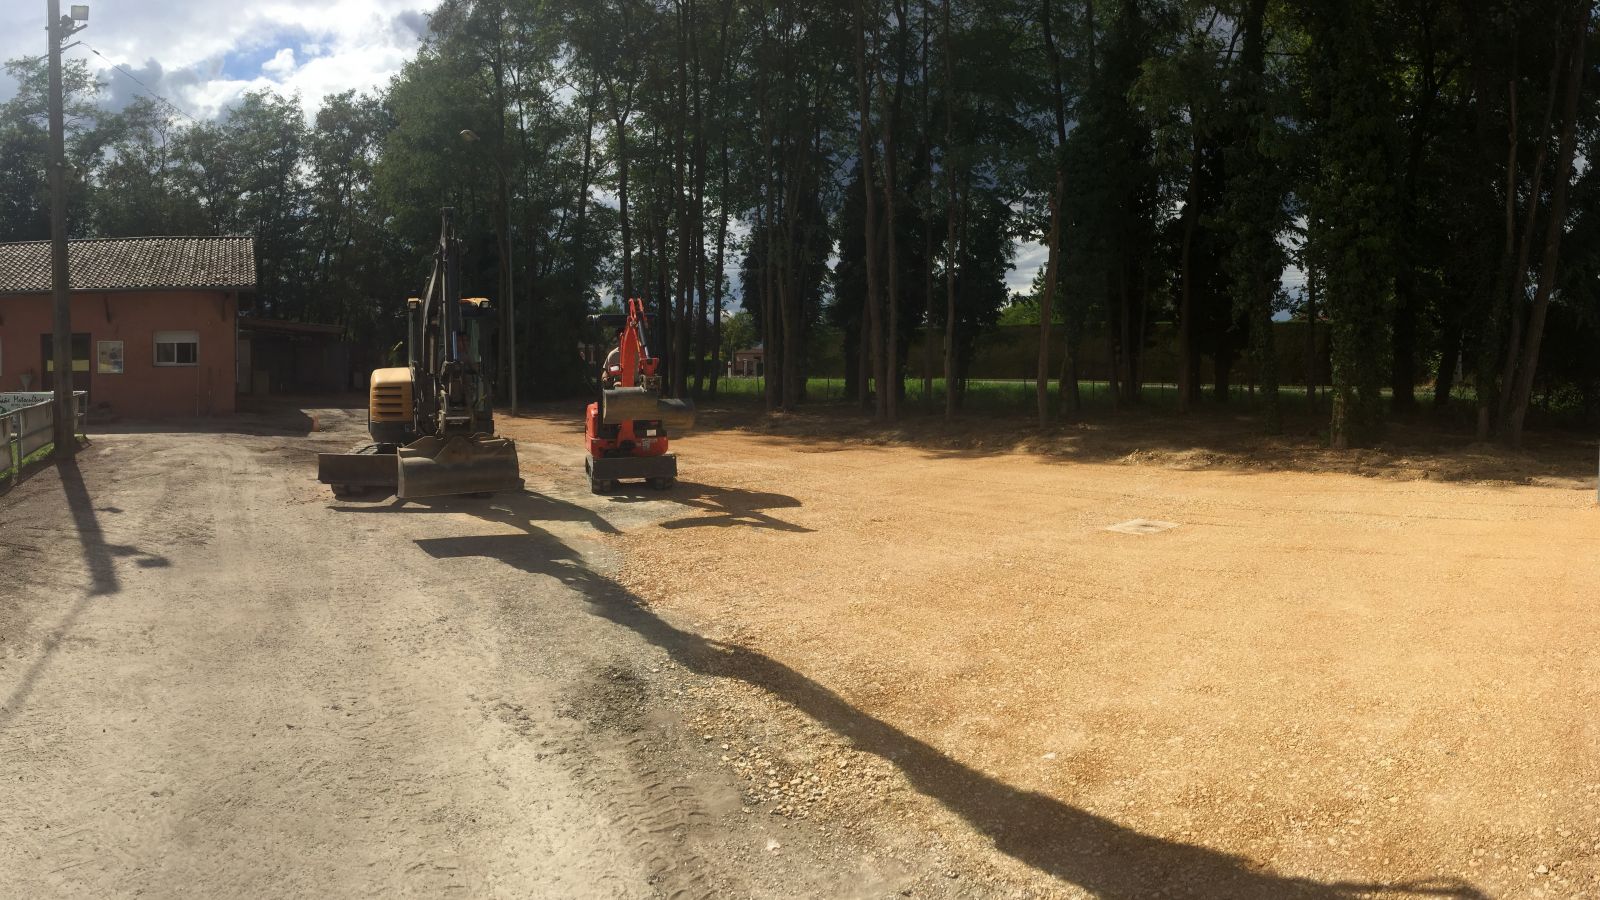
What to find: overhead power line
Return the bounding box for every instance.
[82,43,201,124]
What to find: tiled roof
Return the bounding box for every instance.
[0,236,255,293]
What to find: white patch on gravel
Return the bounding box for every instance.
[1104,518,1180,535]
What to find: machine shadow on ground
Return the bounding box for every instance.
[327,488,623,536]
[324,478,810,535]
[411,515,1489,900]
[0,459,170,731]
[602,481,812,533]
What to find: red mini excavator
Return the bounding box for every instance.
[584,297,695,493]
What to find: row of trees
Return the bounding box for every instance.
[3,0,1596,446]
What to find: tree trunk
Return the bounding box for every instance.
[1433,317,1461,412]
[1177,137,1198,411]
[1497,51,1562,429]
[879,0,910,418]
[708,0,734,396]
[1477,74,1519,440]
[1215,341,1235,404]
[1305,264,1318,409]
[762,198,779,411]
[940,0,958,419]
[1036,0,1069,425]
[1036,174,1063,425]
[491,41,513,395]
[942,217,961,418]
[1059,337,1079,414]
[1505,3,1589,448]
[1128,270,1148,405]
[853,0,885,418]
[919,0,936,406]
[688,0,710,398]
[711,153,727,395]
[1106,272,1122,411]
[1390,271,1418,413]
[1250,281,1280,432]
[574,82,596,291]
[610,89,633,300]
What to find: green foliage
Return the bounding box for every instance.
[3,0,1597,436]
[719,310,758,361]
[1302,0,1402,446]
[0,56,103,241]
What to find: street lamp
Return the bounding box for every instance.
[46,0,87,457]
[459,128,517,418]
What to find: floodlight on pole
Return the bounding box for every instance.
[70,5,88,20]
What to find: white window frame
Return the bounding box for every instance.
[154,330,199,367]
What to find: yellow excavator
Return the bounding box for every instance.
[317,208,522,499]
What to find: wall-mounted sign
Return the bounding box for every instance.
[97,340,124,374]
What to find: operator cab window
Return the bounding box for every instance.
[154,330,199,366]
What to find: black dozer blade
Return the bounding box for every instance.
[396,434,522,499]
[317,450,399,490]
[601,387,696,430]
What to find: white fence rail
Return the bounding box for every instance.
[0,392,87,476]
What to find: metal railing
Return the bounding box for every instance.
[1,391,87,479]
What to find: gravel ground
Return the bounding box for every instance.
[7,400,1595,899]
[494,405,1600,900]
[0,406,965,899]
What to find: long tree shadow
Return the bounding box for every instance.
[1,459,169,730]
[416,526,1488,900]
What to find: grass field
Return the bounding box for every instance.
[708,375,1404,415]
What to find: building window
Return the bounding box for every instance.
[154,330,199,366]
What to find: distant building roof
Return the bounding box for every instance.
[0,236,255,294]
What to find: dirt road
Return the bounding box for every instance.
[0,409,930,898]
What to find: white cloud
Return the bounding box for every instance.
[0,0,434,118]
[1007,238,1047,296]
[261,47,297,78]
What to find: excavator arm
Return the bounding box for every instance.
[596,298,690,427]
[318,208,522,500]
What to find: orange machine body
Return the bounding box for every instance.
[585,297,671,460]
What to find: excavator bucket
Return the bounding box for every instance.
[601,387,697,431]
[396,434,523,499]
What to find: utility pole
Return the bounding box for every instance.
[47,0,86,457]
